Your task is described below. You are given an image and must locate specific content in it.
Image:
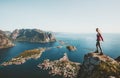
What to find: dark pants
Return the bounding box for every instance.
[96,41,103,53]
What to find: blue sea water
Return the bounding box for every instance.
[0,33,120,78]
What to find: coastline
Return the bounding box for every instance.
[1,48,46,66]
[38,53,81,78]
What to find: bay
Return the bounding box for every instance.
[0,33,120,78]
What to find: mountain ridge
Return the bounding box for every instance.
[0,30,14,49]
[10,29,56,43]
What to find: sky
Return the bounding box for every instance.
[0,0,120,33]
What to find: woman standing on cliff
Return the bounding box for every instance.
[95,28,104,55]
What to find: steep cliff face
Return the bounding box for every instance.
[4,31,11,37]
[0,30,14,49]
[10,29,56,43]
[78,52,120,78]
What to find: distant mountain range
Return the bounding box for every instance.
[0,30,14,49]
[10,29,56,43]
[0,29,56,49]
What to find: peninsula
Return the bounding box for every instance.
[1,48,46,66]
[38,53,80,78]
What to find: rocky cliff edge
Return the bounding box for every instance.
[78,52,120,78]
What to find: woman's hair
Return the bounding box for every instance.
[96,28,99,32]
[96,28,101,34]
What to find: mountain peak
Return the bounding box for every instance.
[78,52,120,78]
[85,52,118,64]
[0,30,14,49]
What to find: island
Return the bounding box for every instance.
[10,29,56,43]
[38,53,80,78]
[66,45,77,51]
[57,45,63,48]
[1,48,46,66]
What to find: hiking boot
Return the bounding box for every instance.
[100,52,103,55]
[94,50,99,53]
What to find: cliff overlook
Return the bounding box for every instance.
[10,29,56,43]
[0,30,14,49]
[78,52,120,78]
